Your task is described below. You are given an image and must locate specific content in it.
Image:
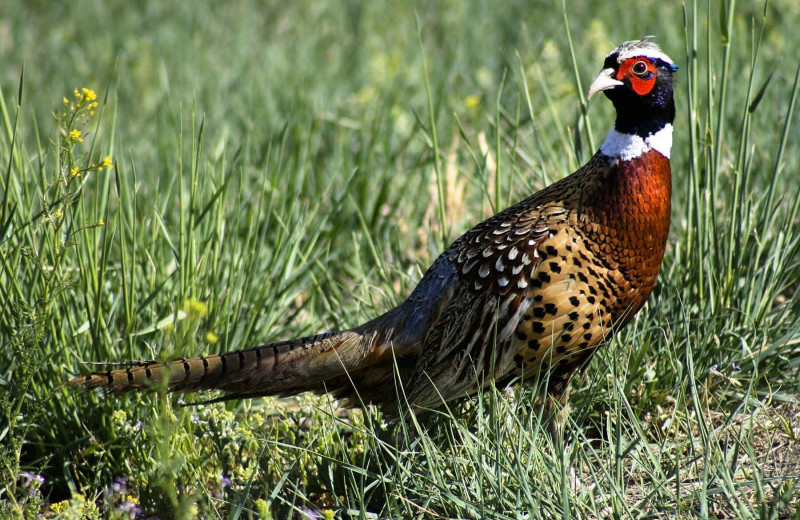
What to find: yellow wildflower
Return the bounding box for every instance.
[126,495,139,504]
[205,331,219,344]
[82,87,97,101]
[465,94,481,108]
[62,97,69,105]
[53,209,63,218]
[50,495,97,515]
[71,167,81,177]
[97,219,105,227]
[100,155,113,170]
[183,297,208,319]
[74,88,81,99]
[322,510,334,520]
[69,129,83,142]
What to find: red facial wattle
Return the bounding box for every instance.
[617,57,657,96]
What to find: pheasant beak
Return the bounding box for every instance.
[588,68,624,98]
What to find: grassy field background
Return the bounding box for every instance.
[1,0,800,518]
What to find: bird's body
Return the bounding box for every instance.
[68,39,677,417]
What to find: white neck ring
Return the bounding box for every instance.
[599,124,672,161]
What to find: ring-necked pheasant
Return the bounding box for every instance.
[68,38,677,419]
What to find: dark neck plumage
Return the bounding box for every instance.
[599,96,674,162]
[612,96,675,138]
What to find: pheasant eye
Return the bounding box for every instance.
[632,61,649,76]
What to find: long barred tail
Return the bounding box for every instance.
[65,324,398,403]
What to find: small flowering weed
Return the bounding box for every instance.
[0,83,113,519]
[59,87,112,190]
[49,494,101,519]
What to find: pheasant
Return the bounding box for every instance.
[68,39,677,420]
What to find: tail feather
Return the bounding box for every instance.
[65,326,394,400]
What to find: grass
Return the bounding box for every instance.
[1,0,799,517]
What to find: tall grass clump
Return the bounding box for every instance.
[0,0,798,517]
